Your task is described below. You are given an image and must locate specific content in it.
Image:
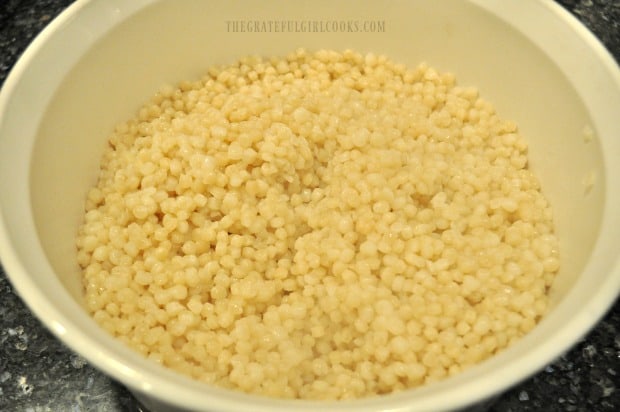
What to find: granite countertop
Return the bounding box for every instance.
[1,1,619,411]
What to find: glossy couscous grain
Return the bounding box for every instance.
[76,49,559,400]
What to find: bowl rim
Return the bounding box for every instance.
[1,0,619,411]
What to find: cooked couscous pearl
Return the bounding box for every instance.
[76,49,559,400]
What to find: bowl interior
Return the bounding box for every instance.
[1,0,618,411]
[31,0,603,306]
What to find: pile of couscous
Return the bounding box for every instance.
[76,49,559,400]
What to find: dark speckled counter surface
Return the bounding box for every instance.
[1,1,619,411]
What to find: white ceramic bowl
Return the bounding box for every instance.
[1,0,619,411]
